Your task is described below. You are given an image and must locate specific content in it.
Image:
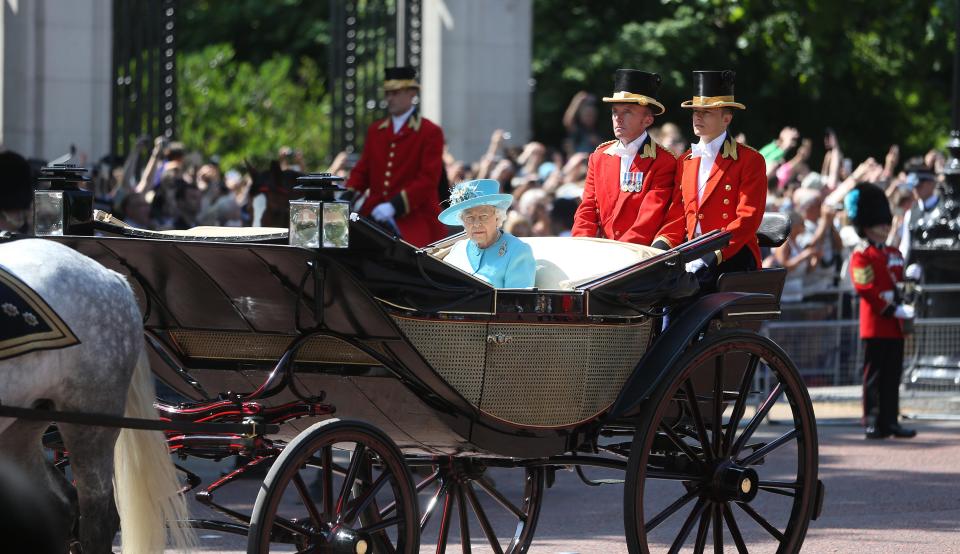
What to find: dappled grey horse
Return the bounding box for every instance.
[0,238,193,553]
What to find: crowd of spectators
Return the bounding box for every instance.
[1,91,950,309]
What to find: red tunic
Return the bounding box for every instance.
[850,241,905,339]
[571,136,684,247]
[346,110,446,247]
[672,135,766,264]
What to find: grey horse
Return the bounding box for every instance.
[0,238,193,553]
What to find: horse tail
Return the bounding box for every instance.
[114,345,196,553]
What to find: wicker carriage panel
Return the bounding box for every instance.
[168,330,380,365]
[481,321,651,426]
[391,318,487,404]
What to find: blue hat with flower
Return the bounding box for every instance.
[438,179,514,226]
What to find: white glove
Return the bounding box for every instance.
[905,263,923,282]
[880,291,895,304]
[685,257,709,274]
[893,304,915,319]
[371,202,396,222]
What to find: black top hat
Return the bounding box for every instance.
[384,66,419,91]
[681,70,746,110]
[602,69,665,115]
[845,182,892,235]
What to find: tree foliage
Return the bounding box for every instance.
[532,0,958,161]
[177,44,330,171]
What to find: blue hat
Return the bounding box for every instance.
[438,179,513,226]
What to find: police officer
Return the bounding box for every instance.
[672,70,766,286]
[847,182,917,439]
[346,66,446,247]
[571,69,683,248]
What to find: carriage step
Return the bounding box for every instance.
[575,466,624,487]
[812,479,826,520]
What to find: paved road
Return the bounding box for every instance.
[167,407,960,553]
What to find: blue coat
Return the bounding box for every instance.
[445,231,536,288]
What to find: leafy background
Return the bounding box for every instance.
[176,0,959,168]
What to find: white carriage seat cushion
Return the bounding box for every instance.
[432,236,662,290]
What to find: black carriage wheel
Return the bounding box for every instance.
[248,418,420,553]
[624,330,818,554]
[409,458,545,554]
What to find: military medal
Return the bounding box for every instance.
[621,172,644,193]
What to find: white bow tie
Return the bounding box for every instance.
[610,142,640,159]
[692,142,714,159]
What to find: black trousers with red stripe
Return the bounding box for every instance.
[861,337,905,430]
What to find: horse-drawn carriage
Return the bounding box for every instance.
[4,169,822,553]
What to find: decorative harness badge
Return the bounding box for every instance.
[0,265,79,360]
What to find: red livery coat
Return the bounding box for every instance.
[346,110,446,247]
[850,241,905,339]
[571,136,684,246]
[672,135,766,264]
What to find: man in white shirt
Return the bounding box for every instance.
[899,170,939,263]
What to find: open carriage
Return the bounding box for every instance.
[27,170,822,553]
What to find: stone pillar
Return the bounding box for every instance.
[421,0,532,163]
[1,0,112,161]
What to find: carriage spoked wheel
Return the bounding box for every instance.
[407,456,545,553]
[248,418,420,553]
[624,330,819,554]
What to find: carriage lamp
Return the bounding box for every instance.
[289,173,350,249]
[33,164,93,236]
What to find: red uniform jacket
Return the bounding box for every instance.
[571,136,684,246]
[850,241,905,339]
[346,110,446,247]
[672,134,766,264]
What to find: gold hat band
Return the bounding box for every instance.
[601,91,666,114]
[383,79,420,91]
[681,95,746,109]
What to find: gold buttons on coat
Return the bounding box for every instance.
[387,161,393,168]
[390,143,396,149]
[724,184,732,191]
[697,214,704,220]
[722,213,729,220]
[389,151,395,158]
[385,171,392,177]
[723,198,730,205]
[384,180,390,187]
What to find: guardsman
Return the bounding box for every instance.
[846,183,917,440]
[673,70,766,285]
[571,69,683,248]
[346,66,446,247]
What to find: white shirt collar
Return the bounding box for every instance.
[604,131,647,157]
[391,105,416,133]
[692,132,726,159]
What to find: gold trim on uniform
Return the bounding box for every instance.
[377,119,389,130]
[383,79,420,91]
[601,91,666,115]
[721,136,739,160]
[852,266,875,285]
[680,95,747,110]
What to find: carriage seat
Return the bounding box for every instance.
[432,236,662,290]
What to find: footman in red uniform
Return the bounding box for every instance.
[346,66,446,247]
[571,69,683,248]
[672,70,766,287]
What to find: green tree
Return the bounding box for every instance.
[532,0,957,161]
[177,44,331,171]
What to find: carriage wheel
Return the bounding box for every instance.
[408,457,545,553]
[624,330,819,554]
[248,418,420,553]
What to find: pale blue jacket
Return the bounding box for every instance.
[445,231,536,288]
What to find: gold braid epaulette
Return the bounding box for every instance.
[654,139,677,159]
[595,139,617,151]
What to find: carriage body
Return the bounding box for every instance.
[41,211,820,553]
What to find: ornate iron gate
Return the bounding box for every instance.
[329,0,422,155]
[111,0,178,157]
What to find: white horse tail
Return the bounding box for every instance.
[114,345,196,553]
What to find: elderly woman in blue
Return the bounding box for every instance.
[439,179,536,288]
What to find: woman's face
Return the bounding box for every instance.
[461,205,499,249]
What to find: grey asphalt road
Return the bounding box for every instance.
[166,412,960,554]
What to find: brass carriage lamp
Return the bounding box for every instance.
[289,173,350,249]
[33,164,94,236]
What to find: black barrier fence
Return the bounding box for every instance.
[111,0,178,158]
[329,0,422,156]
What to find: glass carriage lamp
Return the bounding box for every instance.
[33,164,94,236]
[289,173,350,249]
